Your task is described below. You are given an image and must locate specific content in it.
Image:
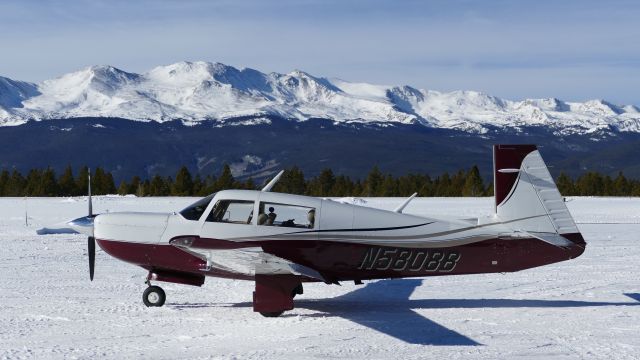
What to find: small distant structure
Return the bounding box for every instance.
[24,196,28,227]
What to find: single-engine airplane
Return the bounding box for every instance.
[69,144,586,317]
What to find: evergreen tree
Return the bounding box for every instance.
[93,167,116,195]
[172,166,194,195]
[603,175,614,196]
[2,163,640,198]
[138,180,150,197]
[310,168,336,196]
[5,170,26,196]
[381,174,398,196]
[417,175,434,197]
[485,182,494,197]
[40,168,59,196]
[192,174,204,195]
[576,172,603,196]
[450,170,467,197]
[363,166,383,196]
[165,176,174,195]
[556,172,575,196]
[0,170,9,196]
[275,166,305,194]
[244,177,256,190]
[435,173,451,196]
[58,166,76,196]
[353,180,363,196]
[75,166,90,196]
[613,172,630,196]
[462,165,484,196]
[117,181,129,195]
[214,164,234,191]
[197,174,216,195]
[331,175,353,197]
[24,169,43,196]
[149,175,170,196]
[128,176,141,195]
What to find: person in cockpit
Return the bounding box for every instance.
[266,207,277,225]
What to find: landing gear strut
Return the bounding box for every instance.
[143,285,166,307]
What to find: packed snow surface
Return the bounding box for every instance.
[1,196,639,359]
[0,62,639,134]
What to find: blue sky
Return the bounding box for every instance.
[1,0,638,104]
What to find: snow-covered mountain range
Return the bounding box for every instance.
[1,61,638,134]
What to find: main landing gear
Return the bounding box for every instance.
[253,274,303,318]
[143,283,166,307]
[139,275,304,316]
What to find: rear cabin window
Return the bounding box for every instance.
[258,202,315,228]
[179,194,215,221]
[206,200,255,224]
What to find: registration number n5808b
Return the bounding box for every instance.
[358,247,461,273]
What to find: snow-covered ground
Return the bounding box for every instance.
[1,196,639,359]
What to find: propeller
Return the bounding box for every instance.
[88,234,95,281]
[87,169,95,281]
[66,168,98,281]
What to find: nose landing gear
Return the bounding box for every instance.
[143,284,166,307]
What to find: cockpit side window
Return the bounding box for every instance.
[179,194,215,221]
[206,200,255,224]
[258,202,315,228]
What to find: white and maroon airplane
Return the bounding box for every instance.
[69,145,586,317]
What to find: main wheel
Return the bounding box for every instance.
[260,311,284,317]
[291,283,303,298]
[143,285,166,307]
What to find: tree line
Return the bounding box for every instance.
[0,165,638,197]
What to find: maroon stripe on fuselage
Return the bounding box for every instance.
[260,237,585,281]
[172,234,585,281]
[100,233,586,284]
[96,239,253,281]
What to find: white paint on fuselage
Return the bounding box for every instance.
[94,212,171,244]
[91,189,532,277]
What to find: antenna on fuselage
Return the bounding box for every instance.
[261,170,285,192]
[394,192,418,213]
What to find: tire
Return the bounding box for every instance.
[291,283,303,298]
[143,286,166,307]
[260,311,284,317]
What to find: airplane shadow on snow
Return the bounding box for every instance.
[171,280,640,347]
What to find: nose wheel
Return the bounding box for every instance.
[143,285,166,307]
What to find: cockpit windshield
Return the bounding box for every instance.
[179,193,216,221]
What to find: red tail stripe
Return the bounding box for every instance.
[493,144,537,209]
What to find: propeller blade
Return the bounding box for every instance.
[88,236,95,281]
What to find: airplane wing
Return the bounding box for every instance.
[170,241,327,282]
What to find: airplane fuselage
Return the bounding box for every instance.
[92,190,585,286]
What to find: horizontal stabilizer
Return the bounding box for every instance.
[524,231,575,248]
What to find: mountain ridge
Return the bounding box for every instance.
[1,61,638,135]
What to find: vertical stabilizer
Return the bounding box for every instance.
[493,145,580,237]
[493,144,537,211]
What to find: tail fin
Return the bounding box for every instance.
[493,145,580,238]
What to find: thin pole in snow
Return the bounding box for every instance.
[24,196,28,227]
